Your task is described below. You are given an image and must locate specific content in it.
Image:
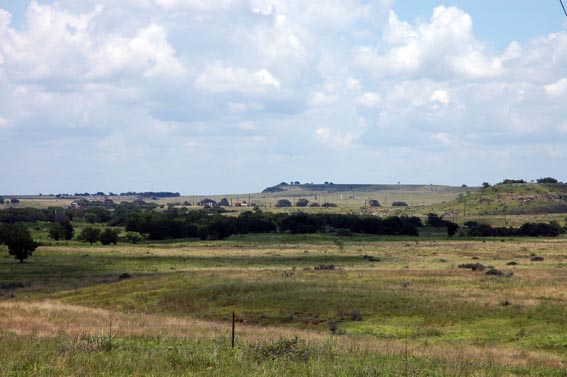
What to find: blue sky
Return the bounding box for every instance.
[0,1,566,195]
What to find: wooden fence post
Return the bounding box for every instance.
[231,312,235,348]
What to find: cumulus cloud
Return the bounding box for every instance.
[87,23,186,79]
[356,6,502,79]
[545,78,567,97]
[194,63,280,93]
[1,1,567,193]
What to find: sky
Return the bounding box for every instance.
[0,1,566,195]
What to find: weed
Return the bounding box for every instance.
[250,337,310,361]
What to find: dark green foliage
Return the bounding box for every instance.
[84,207,112,223]
[519,222,562,237]
[48,221,73,241]
[465,221,563,237]
[100,228,119,245]
[391,201,408,207]
[426,213,445,227]
[125,232,143,244]
[275,199,292,208]
[368,199,380,207]
[48,223,65,241]
[79,227,101,245]
[1,223,38,263]
[296,198,309,207]
[0,196,4,204]
[445,221,460,237]
[218,198,230,206]
[537,177,559,184]
[499,179,526,185]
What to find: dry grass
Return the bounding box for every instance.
[0,300,563,370]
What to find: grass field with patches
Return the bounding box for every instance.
[2,234,567,375]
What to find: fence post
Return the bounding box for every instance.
[231,311,235,348]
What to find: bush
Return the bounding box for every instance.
[296,199,309,207]
[125,232,143,244]
[251,337,310,361]
[275,199,292,208]
[350,310,363,321]
[100,228,119,245]
[368,199,381,207]
[391,201,408,207]
[79,227,101,245]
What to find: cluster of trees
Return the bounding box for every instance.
[494,177,563,186]
[78,227,120,245]
[275,199,338,208]
[118,209,423,240]
[425,213,460,236]
[464,221,564,237]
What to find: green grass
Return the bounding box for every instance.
[3,235,567,374]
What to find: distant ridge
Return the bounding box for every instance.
[262,182,473,193]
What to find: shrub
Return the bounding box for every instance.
[391,201,408,207]
[251,337,310,361]
[275,199,292,208]
[458,263,485,271]
[100,228,120,245]
[125,232,143,244]
[79,227,101,245]
[350,310,363,321]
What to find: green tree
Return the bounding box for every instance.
[0,196,4,204]
[100,228,119,245]
[62,221,74,240]
[445,221,460,237]
[48,223,65,241]
[275,199,292,208]
[125,231,143,244]
[3,224,38,263]
[296,199,309,207]
[79,227,101,245]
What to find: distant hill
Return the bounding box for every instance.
[262,183,474,194]
[427,182,567,216]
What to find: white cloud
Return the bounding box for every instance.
[194,63,280,93]
[430,90,450,106]
[545,78,567,97]
[310,92,338,107]
[357,92,381,107]
[432,132,452,145]
[314,127,355,149]
[152,0,241,11]
[356,7,502,79]
[0,117,9,129]
[87,24,186,79]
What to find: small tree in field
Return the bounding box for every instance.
[49,223,65,241]
[275,199,292,208]
[296,199,309,207]
[79,227,101,245]
[100,228,119,245]
[3,224,38,263]
[125,231,143,244]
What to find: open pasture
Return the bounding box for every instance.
[2,234,567,375]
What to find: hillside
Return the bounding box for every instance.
[426,183,567,216]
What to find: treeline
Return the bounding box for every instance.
[464,221,563,237]
[120,210,423,240]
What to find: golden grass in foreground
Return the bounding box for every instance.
[0,300,563,371]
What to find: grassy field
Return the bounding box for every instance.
[2,234,567,375]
